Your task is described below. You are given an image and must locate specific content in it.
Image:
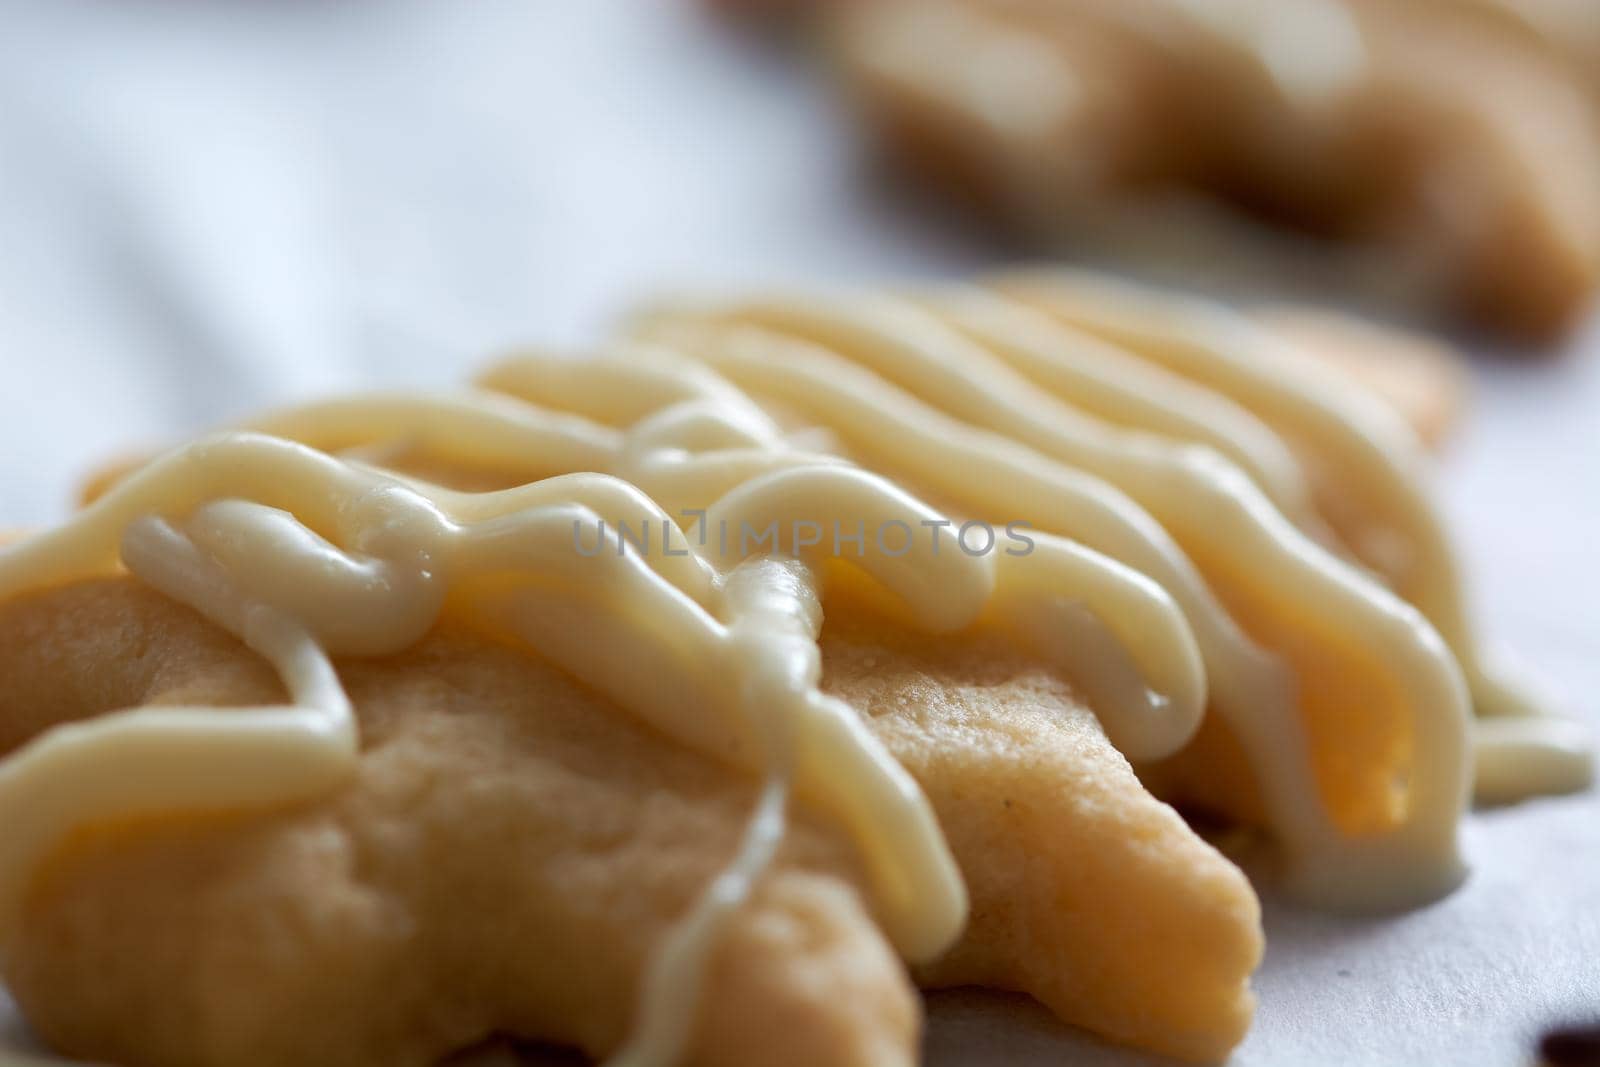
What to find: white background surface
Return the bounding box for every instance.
[0,2,1595,1065]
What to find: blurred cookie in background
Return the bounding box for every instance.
[720,0,1600,344]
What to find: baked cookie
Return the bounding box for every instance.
[6,267,1586,1067]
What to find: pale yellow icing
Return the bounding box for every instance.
[242,381,1207,762]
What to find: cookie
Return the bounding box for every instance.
[825,0,1600,341]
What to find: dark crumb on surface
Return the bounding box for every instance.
[1540,1021,1600,1067]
